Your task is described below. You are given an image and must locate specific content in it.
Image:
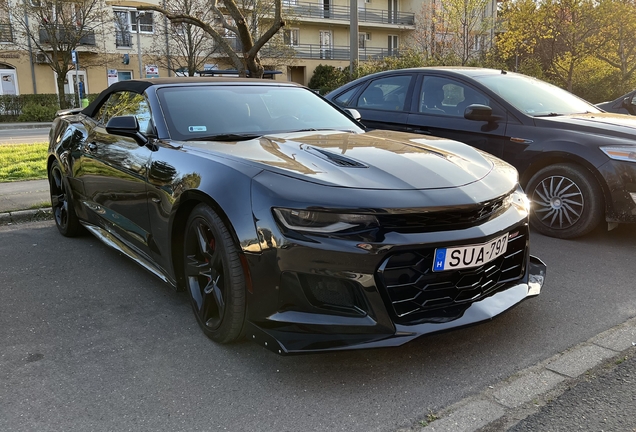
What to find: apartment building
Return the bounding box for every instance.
[0,0,495,97]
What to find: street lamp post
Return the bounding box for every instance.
[135,11,146,79]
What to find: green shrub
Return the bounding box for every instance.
[18,103,59,122]
[308,64,349,94]
[0,93,100,122]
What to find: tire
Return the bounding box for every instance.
[526,163,604,239]
[49,161,82,237]
[183,204,246,343]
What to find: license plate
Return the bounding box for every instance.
[433,233,509,272]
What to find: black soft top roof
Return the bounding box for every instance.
[81,77,298,118]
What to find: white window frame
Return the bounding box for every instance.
[113,8,154,35]
[283,28,299,46]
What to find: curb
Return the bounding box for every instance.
[397,317,636,432]
[0,208,53,225]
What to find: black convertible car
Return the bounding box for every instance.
[48,78,545,354]
[326,68,636,239]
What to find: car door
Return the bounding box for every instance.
[346,73,416,131]
[406,74,509,158]
[78,90,155,256]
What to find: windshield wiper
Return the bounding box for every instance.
[187,133,262,142]
[534,112,563,117]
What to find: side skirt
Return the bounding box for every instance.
[81,222,177,288]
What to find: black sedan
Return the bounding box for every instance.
[326,68,636,239]
[596,89,636,115]
[48,77,545,354]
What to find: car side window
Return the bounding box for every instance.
[355,75,412,111]
[97,91,154,135]
[419,76,490,117]
[332,85,361,107]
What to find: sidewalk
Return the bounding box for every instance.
[0,122,52,224]
[0,179,52,225]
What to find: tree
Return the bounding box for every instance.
[540,0,604,92]
[138,0,285,78]
[496,0,546,71]
[147,0,217,76]
[2,0,111,108]
[432,0,496,65]
[594,0,636,94]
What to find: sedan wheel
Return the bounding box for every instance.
[526,163,603,239]
[183,204,246,343]
[49,161,82,237]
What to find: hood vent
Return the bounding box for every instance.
[305,146,368,168]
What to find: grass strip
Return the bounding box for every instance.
[0,142,48,182]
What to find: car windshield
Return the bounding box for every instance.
[473,73,601,117]
[157,85,364,141]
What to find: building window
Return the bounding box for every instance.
[388,34,398,55]
[283,28,299,46]
[130,11,153,33]
[359,32,371,48]
[114,9,154,35]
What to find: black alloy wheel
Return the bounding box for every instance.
[49,161,82,237]
[183,204,246,343]
[526,163,603,239]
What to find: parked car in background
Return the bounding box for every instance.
[47,77,546,355]
[596,89,636,115]
[326,68,636,239]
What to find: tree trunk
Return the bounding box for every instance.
[57,73,69,109]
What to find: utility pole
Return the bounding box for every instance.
[349,0,359,76]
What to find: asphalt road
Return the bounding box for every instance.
[0,128,48,144]
[1,221,635,432]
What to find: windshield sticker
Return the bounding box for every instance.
[188,126,207,132]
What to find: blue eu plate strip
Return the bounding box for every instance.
[434,248,447,271]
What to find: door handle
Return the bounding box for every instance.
[86,142,97,151]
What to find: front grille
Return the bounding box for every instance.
[377,196,507,233]
[377,226,528,324]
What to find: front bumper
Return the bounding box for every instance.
[598,159,636,222]
[244,187,546,355]
[247,256,545,355]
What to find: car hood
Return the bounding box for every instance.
[183,130,502,190]
[538,112,636,139]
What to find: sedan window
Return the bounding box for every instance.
[474,73,601,116]
[419,76,489,117]
[355,75,411,111]
[331,85,361,107]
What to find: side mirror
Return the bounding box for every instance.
[106,115,148,146]
[464,104,495,122]
[621,97,631,108]
[345,108,362,121]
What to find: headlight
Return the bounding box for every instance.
[504,186,530,216]
[600,146,636,162]
[273,208,379,233]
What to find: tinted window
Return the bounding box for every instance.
[355,75,411,111]
[474,73,600,116]
[332,85,361,107]
[419,76,489,117]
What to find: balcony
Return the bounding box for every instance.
[262,43,401,60]
[284,2,415,26]
[115,30,132,48]
[38,26,96,46]
[0,23,13,42]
